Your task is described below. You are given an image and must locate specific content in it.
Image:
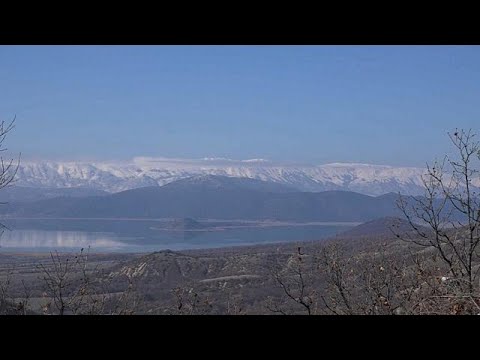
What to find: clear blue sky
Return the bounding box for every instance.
[1,45,479,166]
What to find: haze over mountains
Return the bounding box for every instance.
[1,175,403,222]
[15,157,431,196]
[6,159,476,223]
[0,186,108,203]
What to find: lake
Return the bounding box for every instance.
[0,218,358,253]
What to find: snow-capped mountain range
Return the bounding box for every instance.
[12,157,434,196]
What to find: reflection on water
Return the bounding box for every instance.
[0,230,126,251]
[0,219,356,253]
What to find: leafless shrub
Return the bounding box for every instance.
[0,116,20,193]
[397,129,480,314]
[225,291,245,315]
[0,116,20,242]
[0,267,33,315]
[266,247,318,315]
[37,248,142,315]
[38,249,93,315]
[169,284,214,315]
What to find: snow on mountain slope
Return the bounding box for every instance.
[13,157,433,195]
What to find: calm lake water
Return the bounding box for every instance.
[0,219,357,253]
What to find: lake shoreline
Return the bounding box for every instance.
[0,218,359,254]
[3,217,362,226]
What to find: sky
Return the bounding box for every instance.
[0,45,479,166]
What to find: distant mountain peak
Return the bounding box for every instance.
[14,158,432,196]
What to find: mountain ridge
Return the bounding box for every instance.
[0,175,404,222]
[13,159,433,196]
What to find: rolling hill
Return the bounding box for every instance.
[336,216,424,238]
[0,175,404,221]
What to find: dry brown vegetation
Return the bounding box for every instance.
[1,128,480,315]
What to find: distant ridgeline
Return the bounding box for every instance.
[0,175,469,223]
[15,160,433,195]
